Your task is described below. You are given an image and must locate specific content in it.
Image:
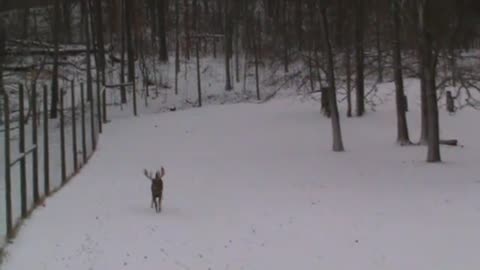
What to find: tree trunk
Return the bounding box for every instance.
[282,0,289,73]
[184,0,191,60]
[419,57,429,144]
[224,0,233,91]
[32,9,39,39]
[174,0,180,95]
[82,0,93,102]
[120,0,127,104]
[308,48,315,93]
[375,11,383,83]
[125,0,135,83]
[425,49,440,162]
[0,24,5,125]
[235,24,240,83]
[79,2,85,42]
[343,11,352,118]
[158,0,168,62]
[149,0,157,46]
[63,0,72,43]
[193,0,198,32]
[354,0,365,117]
[22,7,30,39]
[196,39,202,107]
[50,0,61,119]
[345,44,352,118]
[418,1,441,162]
[94,0,106,83]
[254,16,261,100]
[392,0,411,145]
[321,7,345,152]
[295,0,303,51]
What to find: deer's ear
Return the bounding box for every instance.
[160,167,165,177]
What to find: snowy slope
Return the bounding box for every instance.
[0,56,281,245]
[1,78,480,270]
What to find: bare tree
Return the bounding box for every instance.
[224,0,233,91]
[50,0,61,119]
[354,0,365,117]
[392,0,411,145]
[158,0,168,62]
[320,5,345,152]
[174,0,180,95]
[0,23,5,125]
[417,0,441,162]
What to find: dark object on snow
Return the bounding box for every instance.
[321,87,331,117]
[446,91,455,113]
[169,106,177,112]
[143,167,165,213]
[440,139,458,146]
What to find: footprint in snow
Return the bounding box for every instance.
[288,217,294,224]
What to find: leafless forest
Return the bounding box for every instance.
[1,0,480,162]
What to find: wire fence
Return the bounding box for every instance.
[0,79,114,249]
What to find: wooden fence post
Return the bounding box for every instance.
[43,85,50,195]
[32,82,39,203]
[81,83,87,163]
[60,88,66,183]
[3,90,13,238]
[71,81,78,171]
[18,84,27,218]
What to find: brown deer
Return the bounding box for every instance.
[143,167,165,213]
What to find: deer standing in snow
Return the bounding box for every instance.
[143,167,165,213]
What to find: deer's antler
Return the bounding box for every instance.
[143,169,153,180]
[159,167,165,178]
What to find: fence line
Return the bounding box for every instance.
[0,78,137,252]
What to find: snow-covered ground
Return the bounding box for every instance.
[0,55,279,246]
[1,75,480,269]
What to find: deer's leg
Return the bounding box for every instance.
[158,194,162,212]
[154,198,159,213]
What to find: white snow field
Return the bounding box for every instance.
[2,80,480,270]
